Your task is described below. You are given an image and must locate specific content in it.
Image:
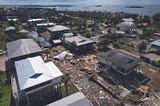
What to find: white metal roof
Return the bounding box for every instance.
[8,18,19,21]
[37,23,55,26]
[28,18,44,22]
[117,22,135,32]
[15,56,63,90]
[5,26,16,32]
[122,18,135,22]
[47,25,70,32]
[117,21,134,28]
[46,92,92,106]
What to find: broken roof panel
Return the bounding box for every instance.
[151,39,160,47]
[7,39,42,59]
[15,56,63,90]
[54,51,73,61]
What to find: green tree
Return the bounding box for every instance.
[153,13,160,23]
[107,28,112,34]
[139,16,151,23]
[97,38,109,51]
[137,41,147,57]
[143,28,155,38]
[63,73,71,96]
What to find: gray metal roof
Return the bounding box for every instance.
[47,25,70,32]
[99,49,141,71]
[65,35,95,47]
[7,39,42,59]
[47,92,92,106]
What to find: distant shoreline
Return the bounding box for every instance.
[0,4,159,16]
[125,6,144,8]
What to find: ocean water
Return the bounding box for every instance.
[0,0,160,16]
[55,5,160,16]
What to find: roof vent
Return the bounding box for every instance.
[30,73,42,79]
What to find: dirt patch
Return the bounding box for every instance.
[0,55,7,71]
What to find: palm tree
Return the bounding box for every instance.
[70,41,77,52]
[63,73,70,96]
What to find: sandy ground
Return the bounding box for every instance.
[0,55,7,71]
[144,53,160,61]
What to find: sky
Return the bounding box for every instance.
[0,0,160,5]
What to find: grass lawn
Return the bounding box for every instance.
[61,82,78,97]
[40,31,51,39]
[0,71,11,106]
[140,63,160,91]
[0,28,6,50]
[0,40,6,50]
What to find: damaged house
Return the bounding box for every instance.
[98,49,149,89]
[63,35,95,53]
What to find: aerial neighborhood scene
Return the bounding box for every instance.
[0,0,160,106]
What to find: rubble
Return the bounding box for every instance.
[43,45,113,106]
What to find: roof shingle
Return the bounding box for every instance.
[7,39,42,59]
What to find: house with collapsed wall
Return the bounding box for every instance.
[99,49,141,76]
[14,56,63,106]
[98,49,149,89]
